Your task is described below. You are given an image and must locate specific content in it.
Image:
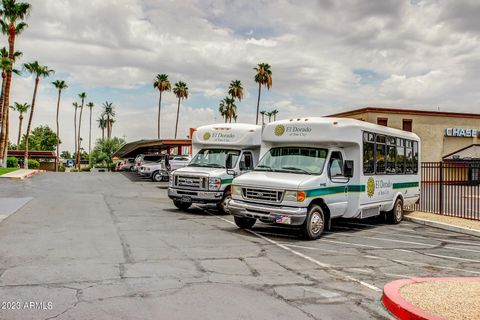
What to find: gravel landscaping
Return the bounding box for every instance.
[400,280,480,320]
[405,211,480,231]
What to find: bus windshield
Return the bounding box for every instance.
[255,147,328,175]
[189,149,240,168]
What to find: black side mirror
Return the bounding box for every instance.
[226,153,233,169]
[344,160,354,178]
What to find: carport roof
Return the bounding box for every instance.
[443,144,480,160]
[113,139,191,159]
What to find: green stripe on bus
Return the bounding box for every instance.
[221,178,233,185]
[347,185,366,192]
[306,185,365,197]
[393,182,419,189]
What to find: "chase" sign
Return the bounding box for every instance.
[445,128,480,138]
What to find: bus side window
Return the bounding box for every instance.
[363,132,375,174]
[396,139,405,174]
[413,141,419,174]
[387,137,396,174]
[405,140,413,174]
[329,151,344,177]
[240,152,254,171]
[375,135,386,174]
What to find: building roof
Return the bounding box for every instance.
[443,144,480,160]
[328,107,480,119]
[7,150,57,159]
[113,139,191,159]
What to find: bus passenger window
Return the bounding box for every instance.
[376,135,386,174]
[405,140,413,174]
[413,141,419,174]
[363,132,375,174]
[396,139,405,174]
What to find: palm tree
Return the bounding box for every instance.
[260,110,268,125]
[23,61,54,168]
[0,47,21,166]
[72,102,79,157]
[266,111,273,123]
[102,101,115,139]
[76,92,86,169]
[228,80,244,101]
[254,63,272,125]
[52,80,67,171]
[9,102,28,148]
[218,99,228,123]
[0,0,30,166]
[173,81,188,139]
[233,114,237,123]
[97,116,107,140]
[153,74,171,139]
[223,96,237,123]
[86,102,94,154]
[271,109,279,121]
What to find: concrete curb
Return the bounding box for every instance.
[0,169,45,180]
[404,216,480,238]
[382,277,480,320]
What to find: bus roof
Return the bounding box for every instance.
[262,117,420,145]
[193,123,262,148]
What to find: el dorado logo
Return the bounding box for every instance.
[203,132,211,140]
[367,177,375,197]
[274,125,285,136]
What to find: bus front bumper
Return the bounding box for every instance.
[168,188,223,204]
[228,199,307,225]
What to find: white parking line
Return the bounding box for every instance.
[394,249,480,263]
[210,214,382,292]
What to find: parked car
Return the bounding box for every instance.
[141,156,191,182]
[134,154,166,173]
[64,159,75,167]
[119,158,135,171]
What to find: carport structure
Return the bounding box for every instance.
[113,139,192,159]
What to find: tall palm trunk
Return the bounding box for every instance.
[0,72,7,164]
[157,91,162,139]
[88,107,92,154]
[24,77,40,169]
[255,83,261,125]
[107,115,110,139]
[74,108,77,161]
[16,113,23,149]
[174,98,181,139]
[55,89,62,171]
[101,127,105,140]
[77,101,84,170]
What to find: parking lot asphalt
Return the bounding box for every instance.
[1,172,479,320]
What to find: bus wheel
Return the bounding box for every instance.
[173,200,192,210]
[301,205,325,240]
[387,198,403,224]
[217,189,231,215]
[234,216,256,229]
[152,171,162,182]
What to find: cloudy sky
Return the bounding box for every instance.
[6,0,480,152]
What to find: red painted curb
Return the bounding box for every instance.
[382,277,480,320]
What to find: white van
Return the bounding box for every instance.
[228,117,420,240]
[168,123,262,213]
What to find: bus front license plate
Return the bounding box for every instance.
[180,196,191,203]
[275,215,291,224]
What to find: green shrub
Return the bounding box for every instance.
[81,166,91,172]
[58,164,66,172]
[70,168,79,172]
[28,159,40,169]
[6,157,18,168]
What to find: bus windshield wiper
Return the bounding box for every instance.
[280,166,312,175]
[255,165,272,171]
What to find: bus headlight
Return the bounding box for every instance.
[232,185,242,196]
[284,191,306,202]
[208,177,222,190]
[169,174,174,187]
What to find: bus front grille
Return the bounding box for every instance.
[242,188,283,202]
[175,176,206,189]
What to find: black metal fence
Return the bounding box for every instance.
[408,161,480,220]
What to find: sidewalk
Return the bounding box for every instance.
[383,277,480,320]
[404,211,480,237]
[0,169,42,179]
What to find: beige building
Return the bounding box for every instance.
[329,107,480,162]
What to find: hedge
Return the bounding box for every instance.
[6,157,18,168]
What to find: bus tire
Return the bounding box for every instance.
[234,216,256,229]
[152,171,162,182]
[217,189,231,215]
[387,198,403,224]
[301,205,325,240]
[173,200,192,210]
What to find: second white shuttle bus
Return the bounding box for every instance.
[228,117,420,240]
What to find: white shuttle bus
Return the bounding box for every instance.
[228,117,420,240]
[168,123,262,213]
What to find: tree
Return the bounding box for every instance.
[72,102,79,157]
[97,116,107,140]
[76,92,86,169]
[219,96,236,123]
[90,137,125,171]
[23,61,54,168]
[271,109,279,121]
[254,63,272,125]
[86,102,94,155]
[102,101,115,139]
[173,81,188,139]
[60,150,72,159]
[228,80,244,101]
[260,110,266,125]
[153,74,171,139]
[18,125,59,151]
[0,0,30,167]
[266,111,272,122]
[52,80,67,171]
[218,99,227,123]
[9,102,28,148]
